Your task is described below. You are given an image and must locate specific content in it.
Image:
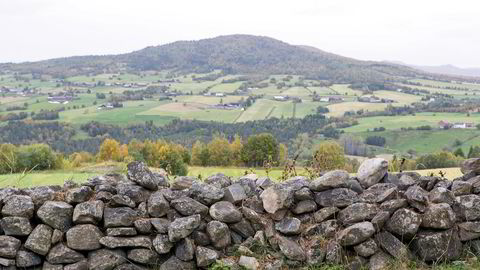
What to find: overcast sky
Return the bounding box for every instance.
[1,0,479,67]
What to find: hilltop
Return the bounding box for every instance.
[1,34,421,83]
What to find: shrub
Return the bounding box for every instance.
[416,151,462,169]
[365,136,386,147]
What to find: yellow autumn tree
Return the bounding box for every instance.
[230,135,244,166]
[207,136,232,166]
[191,141,209,166]
[278,143,288,166]
[98,138,121,161]
[312,141,346,172]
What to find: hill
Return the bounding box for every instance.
[411,64,480,78]
[1,34,421,83]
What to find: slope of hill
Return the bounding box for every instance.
[1,35,421,83]
[411,64,480,78]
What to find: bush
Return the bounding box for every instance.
[241,133,279,167]
[365,136,386,147]
[416,151,462,169]
[16,144,59,171]
[311,141,346,173]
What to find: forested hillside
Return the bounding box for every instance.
[2,35,421,83]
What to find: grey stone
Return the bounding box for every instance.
[189,181,224,205]
[385,208,422,238]
[104,207,139,227]
[73,200,104,224]
[379,199,408,213]
[0,257,16,267]
[25,224,53,255]
[16,250,42,267]
[359,183,397,203]
[134,219,152,234]
[354,238,378,257]
[153,234,174,254]
[171,176,195,190]
[304,220,339,238]
[37,201,73,231]
[429,187,456,205]
[147,191,169,217]
[260,185,294,214]
[88,249,126,270]
[65,186,93,204]
[275,217,301,235]
[67,224,103,250]
[338,203,378,224]
[356,158,388,188]
[2,195,34,218]
[168,214,201,242]
[325,240,343,264]
[106,227,137,236]
[412,228,462,262]
[405,185,429,212]
[386,174,417,190]
[456,194,480,221]
[461,158,480,174]
[224,183,247,204]
[239,256,259,270]
[127,248,160,265]
[375,231,409,259]
[368,251,391,270]
[314,188,358,207]
[175,238,195,261]
[256,177,273,189]
[170,197,209,217]
[0,235,21,258]
[65,259,88,270]
[99,236,152,249]
[116,183,151,204]
[151,218,170,233]
[1,216,32,236]
[421,203,455,229]
[337,221,375,246]
[207,220,231,248]
[196,246,218,267]
[160,256,195,270]
[371,211,390,231]
[43,262,64,270]
[452,181,473,196]
[313,206,339,222]
[458,222,480,241]
[51,229,64,244]
[309,170,349,191]
[127,161,160,190]
[205,173,232,188]
[109,195,136,208]
[209,201,242,223]
[230,218,255,238]
[294,187,314,201]
[47,243,85,264]
[292,200,317,214]
[192,231,211,246]
[277,235,306,261]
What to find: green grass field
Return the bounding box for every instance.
[343,112,479,132]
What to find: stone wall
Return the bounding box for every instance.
[1,158,480,270]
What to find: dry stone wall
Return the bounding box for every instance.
[1,159,480,270]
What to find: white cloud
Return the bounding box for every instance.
[0,0,479,67]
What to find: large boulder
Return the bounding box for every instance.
[337,222,375,246]
[354,238,378,257]
[375,231,409,259]
[37,201,73,231]
[171,176,195,190]
[66,224,103,250]
[88,249,126,270]
[147,191,169,217]
[65,186,93,204]
[25,224,53,255]
[461,158,480,175]
[209,201,242,223]
[385,208,422,238]
[168,214,201,242]
[175,238,195,261]
[205,173,232,188]
[103,207,139,227]
[429,187,456,205]
[421,203,456,229]
[337,203,378,224]
[206,220,231,248]
[0,236,21,258]
[239,256,260,270]
[190,182,225,206]
[359,183,397,203]
[260,185,294,214]
[160,255,196,270]
[314,188,358,207]
[412,229,463,262]
[116,183,151,203]
[313,207,339,223]
[127,161,160,190]
[16,250,42,268]
[47,243,85,264]
[170,197,209,217]
[309,170,349,191]
[458,222,480,241]
[0,216,33,236]
[127,248,161,265]
[405,185,429,212]
[356,158,388,188]
[230,218,255,238]
[1,195,34,218]
[223,183,247,204]
[292,200,317,214]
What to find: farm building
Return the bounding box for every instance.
[273,96,288,101]
[438,120,475,129]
